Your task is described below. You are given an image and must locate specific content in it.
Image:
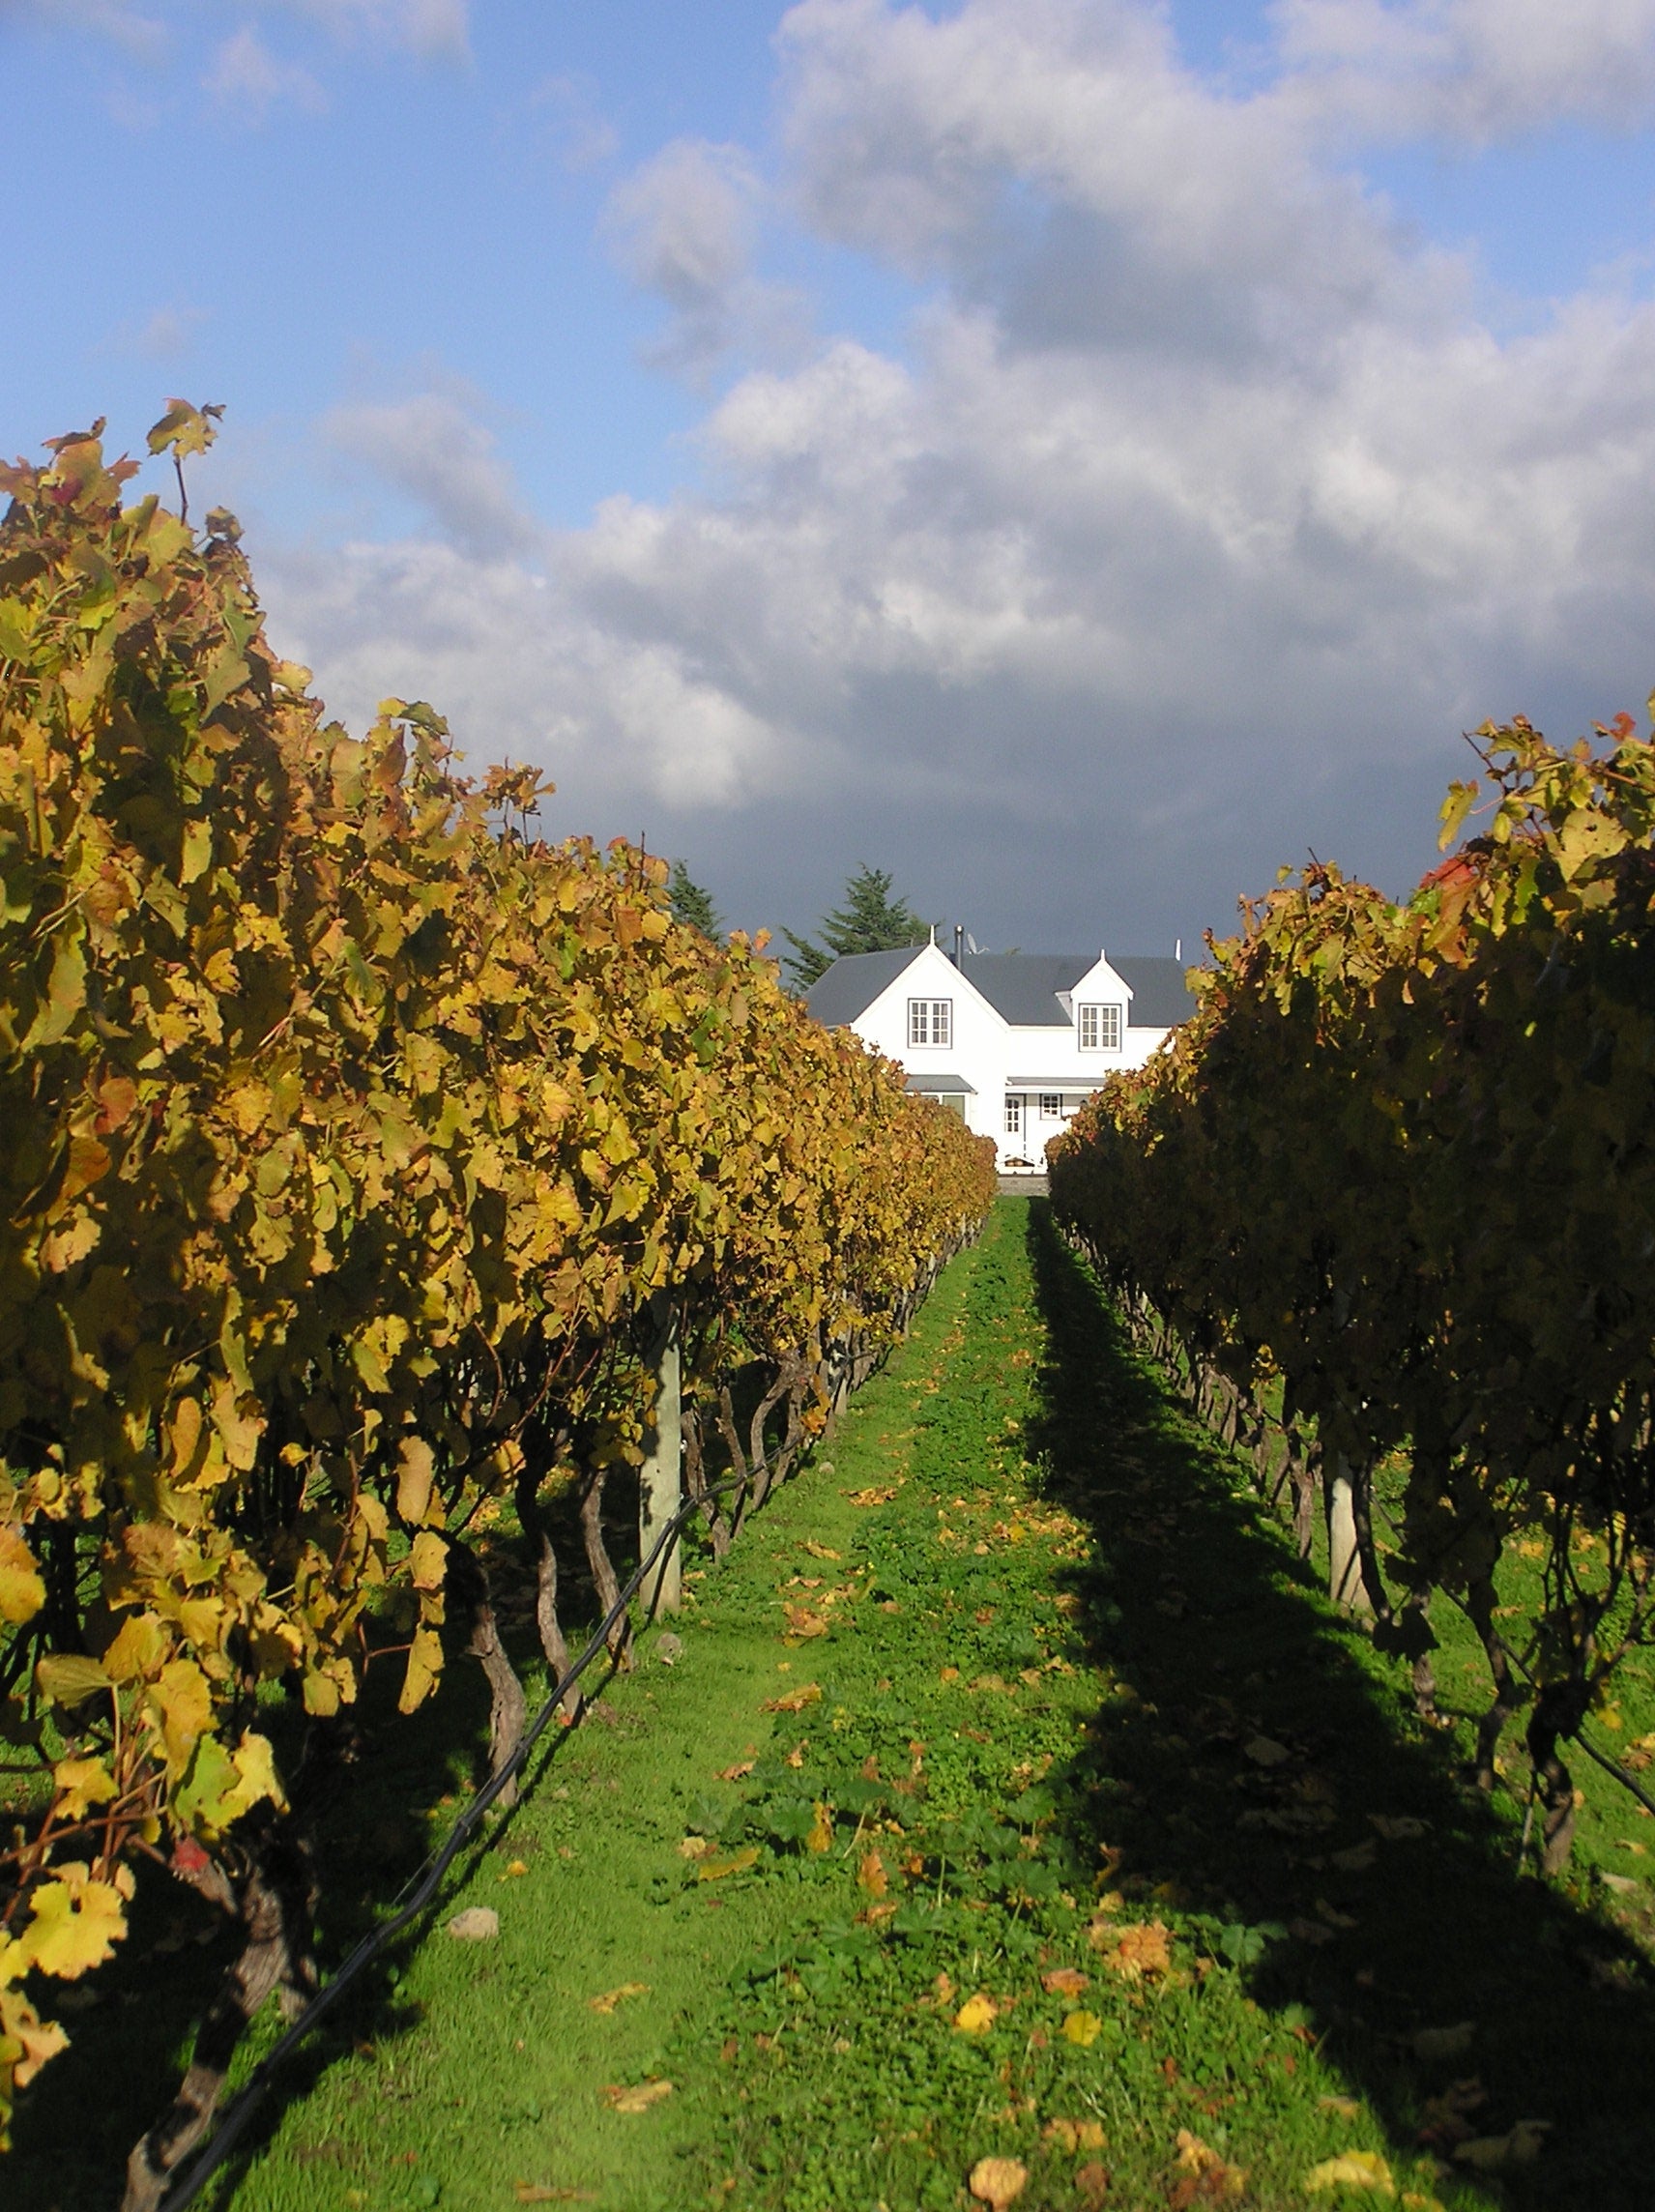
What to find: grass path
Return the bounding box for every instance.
[15,1200,1655,2209]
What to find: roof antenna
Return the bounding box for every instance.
[953,921,964,965]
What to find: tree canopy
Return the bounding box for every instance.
[668,859,723,940]
[783,864,928,991]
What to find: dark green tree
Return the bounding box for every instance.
[783,863,928,991]
[668,859,722,940]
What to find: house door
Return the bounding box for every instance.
[1003,1092,1024,1150]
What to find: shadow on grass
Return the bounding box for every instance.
[1023,1201,1655,2210]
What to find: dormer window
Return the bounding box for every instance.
[1078,1003,1121,1051]
[908,997,952,1048]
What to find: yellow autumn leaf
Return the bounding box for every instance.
[1305,2150,1396,2196]
[603,2079,673,2114]
[1101,1920,1172,1981]
[858,1849,888,1899]
[395,1436,436,1526]
[20,1867,128,1980]
[148,1657,213,1771]
[101,1612,167,1684]
[409,1530,448,1590]
[806,1803,833,1853]
[968,2155,1027,2207]
[1044,2119,1107,2153]
[50,1757,118,1821]
[954,1993,999,2034]
[1062,2010,1102,2046]
[221,1731,286,1822]
[589,1982,649,2015]
[696,1847,760,1882]
[398,1625,444,1714]
[0,1527,44,1625]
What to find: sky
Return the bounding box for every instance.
[8,0,1655,958]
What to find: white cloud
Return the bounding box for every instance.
[323,390,537,559]
[602,137,809,376]
[260,0,1655,944]
[205,24,325,115]
[1273,0,1655,143]
[529,73,620,172]
[286,0,469,60]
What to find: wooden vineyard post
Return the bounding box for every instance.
[640,1295,682,1615]
[1325,1452,1375,1615]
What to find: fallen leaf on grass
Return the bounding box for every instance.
[1062,2010,1102,2047]
[782,1605,829,1642]
[806,1802,833,1852]
[677,1836,712,1860]
[762,1683,822,1713]
[969,2155,1028,2207]
[1076,2160,1110,2205]
[802,1541,840,1560]
[446,1907,499,1941]
[1304,2150,1394,2196]
[1315,1899,1359,1930]
[588,1983,648,2016]
[1410,2023,1474,2064]
[602,2081,673,2115]
[1043,2118,1107,2153]
[1041,1966,1089,1996]
[1329,1841,1378,1873]
[1097,1920,1172,1981]
[1245,1735,1292,1767]
[955,1993,1000,2033]
[858,1849,888,1899]
[1318,2096,1362,2119]
[1452,2121,1549,2172]
[849,1486,898,1506]
[717,1761,755,1782]
[1172,2131,1247,2203]
[1288,1918,1336,1947]
[513,2186,594,2204]
[696,1848,760,1882]
[1369,1815,1429,1841]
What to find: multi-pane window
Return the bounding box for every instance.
[1078,1002,1121,1051]
[1004,1094,1023,1136]
[908,997,952,1047]
[1039,1092,1062,1120]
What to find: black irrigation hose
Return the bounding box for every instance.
[157,1471,745,2212]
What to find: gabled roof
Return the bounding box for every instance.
[804,945,1198,1030]
[803,946,923,1027]
[1111,957,1198,1029]
[959,954,1090,1027]
[905,1071,976,1095]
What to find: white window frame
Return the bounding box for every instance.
[1038,1092,1062,1120]
[907,997,952,1048]
[1078,1002,1121,1052]
[1003,1093,1023,1136]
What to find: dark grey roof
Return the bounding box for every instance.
[804,946,924,1027]
[1113,957,1199,1029]
[804,946,1199,1032]
[905,1071,976,1095]
[957,954,1091,1026]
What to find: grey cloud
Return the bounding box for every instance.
[260,0,1655,956]
[323,393,537,559]
[602,137,810,376]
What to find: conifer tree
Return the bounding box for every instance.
[783,864,928,991]
[668,859,722,939]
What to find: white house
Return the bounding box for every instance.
[805,941,1195,1173]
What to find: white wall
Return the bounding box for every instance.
[844,945,1171,1172]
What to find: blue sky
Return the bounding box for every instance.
[9,0,1655,954]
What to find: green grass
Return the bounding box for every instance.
[11,1198,1655,2210]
